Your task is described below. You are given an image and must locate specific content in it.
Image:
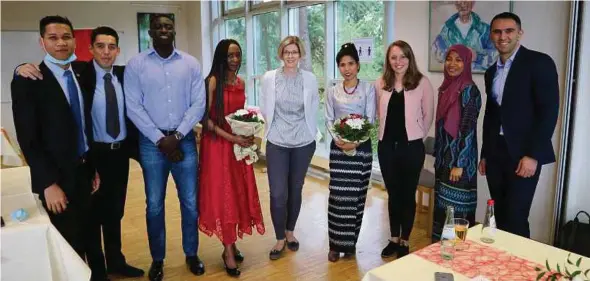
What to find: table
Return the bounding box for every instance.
[362,224,581,281]
[1,167,91,281]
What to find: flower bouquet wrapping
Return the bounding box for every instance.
[329,113,372,156]
[225,109,265,165]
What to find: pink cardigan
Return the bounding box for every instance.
[374,76,435,141]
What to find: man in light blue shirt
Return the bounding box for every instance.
[124,14,206,280]
[491,44,520,134]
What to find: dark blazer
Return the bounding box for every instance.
[76,61,139,161]
[11,62,95,199]
[482,46,559,165]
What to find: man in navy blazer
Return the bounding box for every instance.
[479,12,559,238]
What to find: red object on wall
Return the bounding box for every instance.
[74,29,93,62]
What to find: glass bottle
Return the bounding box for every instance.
[481,199,497,244]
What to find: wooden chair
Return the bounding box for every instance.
[416,136,436,238]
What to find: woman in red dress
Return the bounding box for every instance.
[198,39,265,277]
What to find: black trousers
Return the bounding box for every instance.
[378,139,425,240]
[86,142,130,278]
[44,160,93,258]
[485,136,541,238]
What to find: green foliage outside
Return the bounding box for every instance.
[223,1,384,156]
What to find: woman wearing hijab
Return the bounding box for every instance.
[432,44,482,242]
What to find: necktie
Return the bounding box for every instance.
[64,70,86,156]
[103,73,120,139]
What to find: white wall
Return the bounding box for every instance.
[0,1,203,61]
[394,1,570,243]
[564,1,590,224]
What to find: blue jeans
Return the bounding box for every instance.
[139,133,199,261]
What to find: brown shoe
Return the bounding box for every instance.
[328,251,340,262]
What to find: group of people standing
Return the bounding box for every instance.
[12,9,558,281]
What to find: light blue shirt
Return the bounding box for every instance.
[124,48,206,144]
[44,58,89,152]
[492,45,520,134]
[91,60,127,143]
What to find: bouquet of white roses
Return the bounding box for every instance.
[329,113,372,156]
[225,108,265,165]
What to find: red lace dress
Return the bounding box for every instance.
[198,79,265,245]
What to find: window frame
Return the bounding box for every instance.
[210,0,396,174]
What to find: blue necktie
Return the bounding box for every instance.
[64,70,86,156]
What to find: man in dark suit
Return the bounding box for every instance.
[16,26,144,281]
[478,12,559,238]
[11,15,99,259]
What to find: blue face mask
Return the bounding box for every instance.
[41,40,77,65]
[44,52,77,65]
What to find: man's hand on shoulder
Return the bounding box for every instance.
[15,63,43,80]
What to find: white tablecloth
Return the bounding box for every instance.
[1,167,91,281]
[362,224,581,281]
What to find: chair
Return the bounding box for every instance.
[417,136,435,238]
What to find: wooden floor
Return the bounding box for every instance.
[114,160,432,281]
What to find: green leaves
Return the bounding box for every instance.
[541,254,590,281]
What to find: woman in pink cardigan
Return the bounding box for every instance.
[375,40,434,258]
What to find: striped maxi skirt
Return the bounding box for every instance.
[328,140,373,253]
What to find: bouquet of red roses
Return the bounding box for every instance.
[225,108,265,164]
[329,113,372,156]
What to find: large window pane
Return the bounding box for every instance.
[254,12,281,75]
[224,0,245,12]
[288,4,325,78]
[336,1,385,80]
[288,4,327,155]
[225,17,246,76]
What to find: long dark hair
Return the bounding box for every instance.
[382,40,423,92]
[205,39,242,128]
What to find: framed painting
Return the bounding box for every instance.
[428,1,513,73]
[137,12,175,52]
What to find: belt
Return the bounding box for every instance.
[160,129,177,136]
[78,152,89,164]
[93,141,123,150]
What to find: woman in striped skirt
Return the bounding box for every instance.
[325,43,376,262]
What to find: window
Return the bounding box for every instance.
[212,0,390,164]
[224,0,245,12]
[288,4,328,156]
[225,17,247,76]
[253,11,281,75]
[336,1,385,80]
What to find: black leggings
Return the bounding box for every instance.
[378,140,425,240]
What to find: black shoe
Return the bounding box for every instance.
[232,244,245,263]
[269,241,287,260]
[397,245,410,258]
[107,263,145,277]
[381,241,399,258]
[148,261,163,281]
[286,240,299,251]
[222,254,241,277]
[186,256,205,276]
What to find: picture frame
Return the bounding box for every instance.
[137,12,175,52]
[428,1,513,73]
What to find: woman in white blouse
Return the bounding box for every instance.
[324,43,376,262]
[259,36,319,260]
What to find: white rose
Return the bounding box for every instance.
[345,118,363,130]
[235,109,249,116]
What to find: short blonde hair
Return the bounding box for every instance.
[277,35,306,60]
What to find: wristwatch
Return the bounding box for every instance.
[174,131,184,140]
